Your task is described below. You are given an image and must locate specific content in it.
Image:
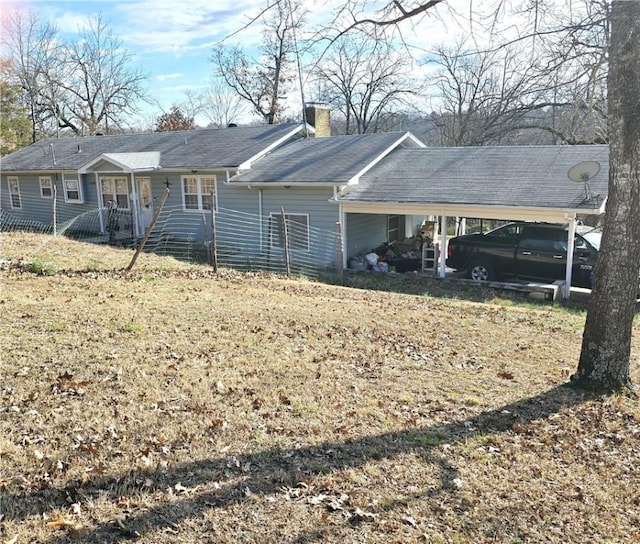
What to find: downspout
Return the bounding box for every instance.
[258,188,264,251]
[341,205,347,270]
[334,186,347,270]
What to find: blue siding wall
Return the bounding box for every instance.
[345,213,389,259]
[1,173,100,232]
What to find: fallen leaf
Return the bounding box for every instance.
[308,493,328,505]
[401,515,417,527]
[46,513,81,530]
[353,507,377,522]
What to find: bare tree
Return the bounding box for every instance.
[201,78,247,128]
[1,10,60,141]
[2,10,148,137]
[211,0,306,124]
[426,40,578,146]
[312,32,418,134]
[55,15,148,135]
[0,59,31,154]
[573,0,640,394]
[178,90,205,122]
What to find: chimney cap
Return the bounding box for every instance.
[305,101,330,109]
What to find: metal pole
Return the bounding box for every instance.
[280,206,291,276]
[211,191,218,273]
[52,185,57,237]
[335,221,344,281]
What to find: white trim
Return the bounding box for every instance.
[439,215,447,278]
[347,133,427,186]
[7,176,21,209]
[63,175,84,203]
[99,175,130,209]
[181,174,217,212]
[237,124,307,171]
[39,176,53,199]
[78,152,161,174]
[339,204,347,270]
[227,180,342,187]
[336,201,605,223]
[565,218,577,298]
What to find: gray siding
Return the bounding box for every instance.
[1,172,99,232]
[213,185,340,265]
[345,213,391,259]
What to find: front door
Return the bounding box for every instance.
[136,177,154,234]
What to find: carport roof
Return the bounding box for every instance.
[338,144,609,220]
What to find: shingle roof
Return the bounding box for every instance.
[339,145,609,211]
[230,132,423,184]
[0,124,305,172]
[98,152,161,171]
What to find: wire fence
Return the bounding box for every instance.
[0,201,342,278]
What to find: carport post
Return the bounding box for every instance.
[439,215,447,278]
[564,218,577,298]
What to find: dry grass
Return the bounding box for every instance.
[1,232,639,544]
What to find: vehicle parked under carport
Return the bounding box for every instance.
[445,222,601,288]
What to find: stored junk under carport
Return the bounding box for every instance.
[335,145,609,299]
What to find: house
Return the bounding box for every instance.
[0,104,426,271]
[0,121,309,238]
[0,105,610,287]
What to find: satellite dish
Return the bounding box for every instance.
[568,161,601,202]
[568,161,601,182]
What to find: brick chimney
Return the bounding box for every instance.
[304,102,331,137]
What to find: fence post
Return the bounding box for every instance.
[335,221,344,282]
[126,187,170,272]
[52,185,57,237]
[210,192,218,273]
[280,206,291,276]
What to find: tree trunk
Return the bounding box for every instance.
[573,0,640,393]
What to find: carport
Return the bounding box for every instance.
[336,145,609,299]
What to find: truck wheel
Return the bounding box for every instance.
[468,261,493,282]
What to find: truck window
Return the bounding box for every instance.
[519,227,567,251]
[489,223,521,237]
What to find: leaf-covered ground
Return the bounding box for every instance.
[1,233,639,544]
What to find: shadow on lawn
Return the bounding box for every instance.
[9,384,593,543]
[323,271,591,310]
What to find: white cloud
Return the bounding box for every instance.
[156,73,184,82]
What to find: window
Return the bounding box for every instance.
[181,175,216,212]
[100,177,130,209]
[519,227,568,252]
[7,177,21,209]
[63,175,83,203]
[388,215,404,242]
[39,176,53,198]
[269,213,309,251]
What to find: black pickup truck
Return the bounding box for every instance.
[445,222,601,288]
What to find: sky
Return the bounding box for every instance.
[0,0,524,127]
